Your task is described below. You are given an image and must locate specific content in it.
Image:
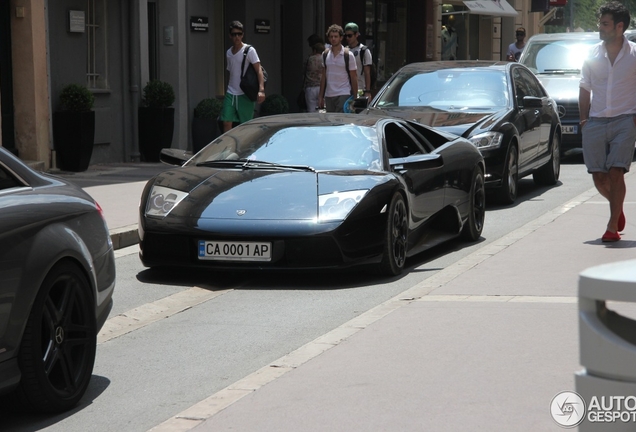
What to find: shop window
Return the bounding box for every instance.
[86,0,108,89]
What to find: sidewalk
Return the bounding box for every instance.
[144,172,635,432]
[61,163,636,431]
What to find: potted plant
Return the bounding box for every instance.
[259,94,289,116]
[192,97,223,153]
[138,80,175,162]
[53,84,96,172]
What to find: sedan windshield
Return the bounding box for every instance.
[520,39,598,73]
[374,69,509,110]
[188,124,382,171]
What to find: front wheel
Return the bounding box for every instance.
[17,261,97,413]
[462,167,486,241]
[495,143,518,205]
[379,193,408,276]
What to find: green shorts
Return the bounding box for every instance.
[220,93,255,124]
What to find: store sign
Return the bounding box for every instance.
[463,0,518,16]
[69,10,85,33]
[550,0,567,6]
[190,16,209,32]
[255,19,270,34]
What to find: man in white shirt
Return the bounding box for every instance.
[579,1,636,242]
[344,22,373,98]
[318,24,358,112]
[220,21,266,132]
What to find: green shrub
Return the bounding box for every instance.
[260,94,289,116]
[194,98,223,119]
[59,84,95,112]
[142,80,175,108]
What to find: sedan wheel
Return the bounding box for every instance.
[533,133,561,185]
[379,193,408,276]
[462,167,486,241]
[17,261,96,413]
[495,144,518,205]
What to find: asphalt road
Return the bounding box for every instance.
[2,160,594,432]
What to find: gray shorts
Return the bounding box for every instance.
[325,95,350,113]
[582,114,636,173]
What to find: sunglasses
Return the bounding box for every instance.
[516,32,525,35]
[345,33,355,38]
[230,32,243,37]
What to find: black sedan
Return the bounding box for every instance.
[0,147,115,412]
[358,61,562,204]
[139,114,485,276]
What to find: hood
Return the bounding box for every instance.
[150,167,385,221]
[534,74,580,102]
[367,106,500,137]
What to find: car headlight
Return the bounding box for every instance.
[318,190,368,222]
[469,132,504,150]
[146,185,189,218]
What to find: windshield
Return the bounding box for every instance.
[187,124,382,171]
[374,69,509,110]
[519,38,598,73]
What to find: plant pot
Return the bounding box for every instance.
[138,107,175,162]
[53,111,95,172]
[192,117,220,154]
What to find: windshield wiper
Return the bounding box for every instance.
[540,69,581,74]
[196,159,315,172]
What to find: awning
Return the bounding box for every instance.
[462,0,518,17]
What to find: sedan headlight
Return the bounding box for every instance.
[469,132,504,150]
[146,185,189,218]
[318,190,369,222]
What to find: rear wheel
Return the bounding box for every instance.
[379,193,408,276]
[17,261,96,413]
[462,167,486,241]
[495,143,518,205]
[533,133,561,185]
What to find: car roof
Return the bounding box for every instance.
[395,61,509,73]
[241,113,391,128]
[525,32,599,42]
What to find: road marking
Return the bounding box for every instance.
[98,287,231,344]
[416,294,577,303]
[146,181,604,432]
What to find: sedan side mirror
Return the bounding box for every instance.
[522,96,545,108]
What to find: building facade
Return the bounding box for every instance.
[0,0,545,170]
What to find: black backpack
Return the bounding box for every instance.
[240,45,268,101]
[360,45,377,89]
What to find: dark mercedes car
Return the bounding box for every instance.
[518,32,599,155]
[357,61,562,204]
[139,114,485,276]
[0,147,115,412]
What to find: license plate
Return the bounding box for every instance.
[562,125,578,134]
[198,240,271,261]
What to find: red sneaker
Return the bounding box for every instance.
[618,210,625,232]
[602,230,621,242]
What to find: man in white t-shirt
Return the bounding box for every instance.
[318,24,358,113]
[344,22,373,98]
[506,27,526,62]
[220,21,266,132]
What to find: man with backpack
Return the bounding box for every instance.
[220,21,266,132]
[318,24,358,113]
[344,22,374,99]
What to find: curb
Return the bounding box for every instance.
[110,224,139,250]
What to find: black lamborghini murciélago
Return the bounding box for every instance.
[139,113,485,276]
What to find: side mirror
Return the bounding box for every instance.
[353,97,369,113]
[160,148,192,166]
[522,96,544,108]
